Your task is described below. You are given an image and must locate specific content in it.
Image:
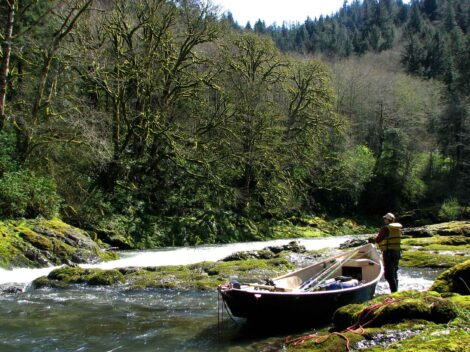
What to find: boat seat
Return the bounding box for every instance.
[342,259,380,282]
[274,276,303,290]
[343,259,378,267]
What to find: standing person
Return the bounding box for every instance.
[375,213,402,293]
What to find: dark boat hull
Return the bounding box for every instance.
[220,282,377,322]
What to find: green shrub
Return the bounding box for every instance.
[439,198,463,221]
[0,170,62,218]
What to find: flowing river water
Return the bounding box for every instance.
[0,236,442,352]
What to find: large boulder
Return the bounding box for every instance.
[0,219,118,269]
[430,259,470,295]
[333,291,458,331]
[32,266,125,289]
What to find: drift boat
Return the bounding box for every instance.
[218,243,383,322]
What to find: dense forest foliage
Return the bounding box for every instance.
[0,0,468,247]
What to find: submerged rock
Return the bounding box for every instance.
[430,259,470,295]
[1,286,23,294]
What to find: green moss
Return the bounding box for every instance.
[35,266,125,287]
[430,260,470,295]
[33,255,296,291]
[402,236,470,253]
[365,327,469,352]
[17,227,53,251]
[424,221,470,236]
[445,294,470,310]
[0,219,118,269]
[31,276,52,289]
[39,218,71,237]
[401,250,467,268]
[333,291,458,331]
[88,269,125,285]
[47,266,87,282]
[286,332,365,352]
[0,222,25,268]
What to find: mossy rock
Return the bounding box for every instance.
[0,219,118,269]
[444,293,470,310]
[333,291,458,331]
[286,331,365,352]
[403,235,470,249]
[32,255,296,291]
[430,260,470,295]
[364,327,469,352]
[404,221,470,238]
[400,250,467,268]
[18,228,53,251]
[47,266,86,282]
[34,266,125,288]
[87,269,125,286]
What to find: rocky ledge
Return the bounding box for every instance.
[0,219,118,269]
[398,221,470,268]
[286,291,469,352]
[31,242,325,291]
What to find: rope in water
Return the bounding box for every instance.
[284,297,402,351]
[217,284,240,341]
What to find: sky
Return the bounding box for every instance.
[213,0,351,26]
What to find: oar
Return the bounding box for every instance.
[297,259,338,290]
[245,283,289,292]
[294,247,361,291]
[300,248,361,292]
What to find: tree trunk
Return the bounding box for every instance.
[0,0,15,131]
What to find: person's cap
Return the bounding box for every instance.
[383,213,395,221]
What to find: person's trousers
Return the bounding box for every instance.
[383,250,401,293]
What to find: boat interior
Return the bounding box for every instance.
[242,244,382,293]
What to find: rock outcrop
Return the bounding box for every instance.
[0,219,118,269]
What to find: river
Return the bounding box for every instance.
[0,236,442,352]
